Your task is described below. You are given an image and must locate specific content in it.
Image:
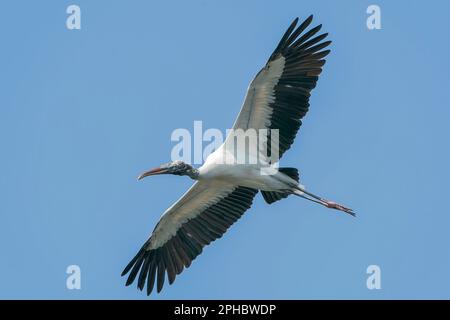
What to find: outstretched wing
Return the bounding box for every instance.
[122,181,258,295]
[231,15,331,160]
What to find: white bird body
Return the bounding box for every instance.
[198,145,297,191]
[122,16,353,295]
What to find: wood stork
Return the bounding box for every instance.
[122,15,354,295]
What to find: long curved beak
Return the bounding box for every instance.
[137,167,169,180]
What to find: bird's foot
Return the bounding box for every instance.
[323,200,355,216]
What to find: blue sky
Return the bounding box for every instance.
[1,0,450,299]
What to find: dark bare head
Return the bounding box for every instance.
[138,160,199,180]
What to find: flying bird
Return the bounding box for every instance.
[122,15,354,295]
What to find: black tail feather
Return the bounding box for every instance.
[261,167,299,204]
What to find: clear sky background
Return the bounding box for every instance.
[1,0,450,299]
